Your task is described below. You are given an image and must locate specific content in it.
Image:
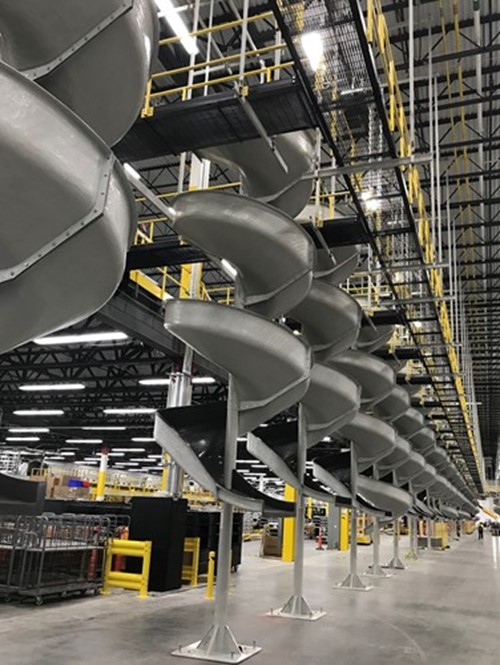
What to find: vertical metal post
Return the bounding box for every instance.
[434,77,442,264]
[238,0,250,81]
[166,372,184,496]
[366,465,390,577]
[426,491,432,550]
[385,517,405,570]
[337,447,371,591]
[273,405,326,619]
[95,449,108,502]
[428,31,436,252]
[409,0,415,153]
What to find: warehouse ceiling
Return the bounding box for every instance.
[2,0,499,491]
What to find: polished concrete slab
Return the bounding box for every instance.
[0,532,499,664]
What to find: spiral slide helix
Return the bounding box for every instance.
[0,0,157,354]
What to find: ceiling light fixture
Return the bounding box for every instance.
[192,377,216,385]
[112,448,146,453]
[6,436,40,442]
[131,437,156,443]
[139,378,171,386]
[8,427,49,433]
[301,31,324,71]
[221,258,238,279]
[34,331,128,345]
[82,426,127,431]
[65,438,103,444]
[104,407,156,415]
[19,383,85,392]
[13,409,64,416]
[155,0,198,55]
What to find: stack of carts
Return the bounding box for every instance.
[0,514,111,605]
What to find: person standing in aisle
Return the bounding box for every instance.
[478,523,484,541]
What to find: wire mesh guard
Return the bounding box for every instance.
[0,451,21,475]
[0,514,111,604]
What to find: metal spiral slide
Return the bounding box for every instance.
[154,129,478,660]
[0,0,157,354]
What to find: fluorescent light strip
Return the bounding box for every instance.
[155,0,198,55]
[301,32,324,71]
[82,426,127,431]
[65,438,103,444]
[131,437,156,443]
[104,407,156,415]
[139,377,215,386]
[8,428,49,433]
[13,409,64,416]
[139,378,170,386]
[6,436,40,442]
[192,377,216,385]
[34,331,128,345]
[221,258,238,279]
[112,448,145,453]
[19,383,85,392]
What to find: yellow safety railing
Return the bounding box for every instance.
[182,537,201,586]
[102,539,152,599]
[366,0,481,479]
[160,10,273,47]
[143,61,294,114]
[140,9,289,117]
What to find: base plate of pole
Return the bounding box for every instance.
[383,558,405,571]
[365,564,393,578]
[172,625,261,664]
[335,573,372,592]
[268,595,326,621]
[405,550,418,562]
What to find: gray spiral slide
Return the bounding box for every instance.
[0,0,157,514]
[0,0,157,354]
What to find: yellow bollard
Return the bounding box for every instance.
[205,550,216,600]
[281,484,296,562]
[339,509,349,551]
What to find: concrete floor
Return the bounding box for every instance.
[1,532,499,664]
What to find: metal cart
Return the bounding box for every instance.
[0,514,111,605]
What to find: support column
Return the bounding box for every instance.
[337,446,372,591]
[327,505,340,550]
[426,491,432,550]
[173,378,261,663]
[160,453,169,492]
[366,465,391,578]
[385,517,405,570]
[95,448,108,502]
[271,405,326,620]
[405,515,418,562]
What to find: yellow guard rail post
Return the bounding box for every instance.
[102,538,152,599]
[205,550,216,600]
